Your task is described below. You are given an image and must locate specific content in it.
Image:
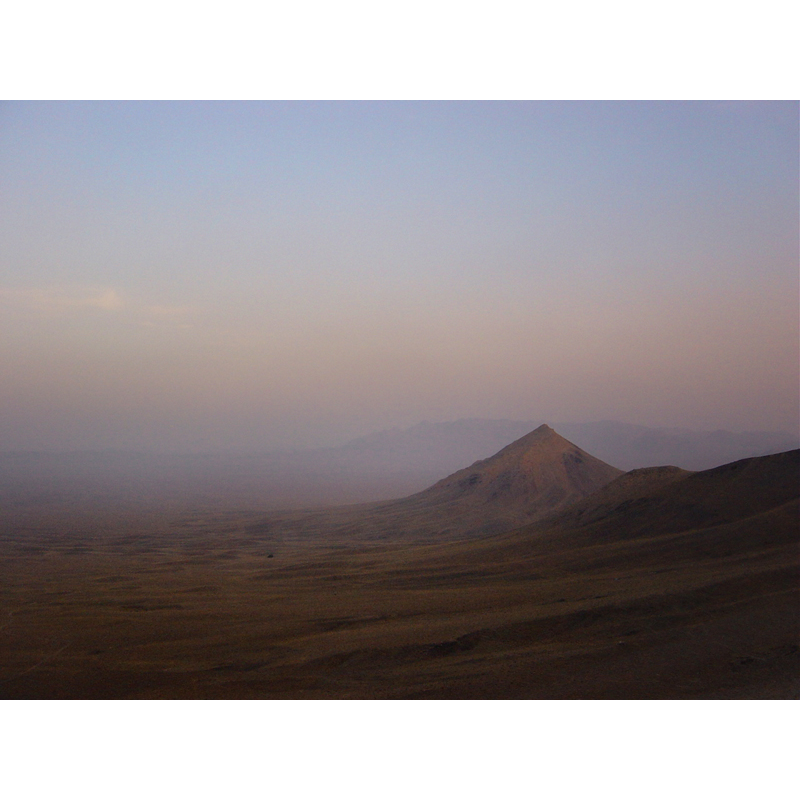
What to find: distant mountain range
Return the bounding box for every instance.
[298,418,799,474]
[1,419,796,510]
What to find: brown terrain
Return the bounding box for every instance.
[0,427,797,699]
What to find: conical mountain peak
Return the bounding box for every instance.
[409,425,624,525]
[474,423,587,468]
[489,423,564,454]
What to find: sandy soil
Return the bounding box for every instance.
[1,482,796,699]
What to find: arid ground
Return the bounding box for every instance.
[1,434,797,700]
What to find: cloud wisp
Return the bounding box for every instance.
[0,286,124,314]
[0,286,199,330]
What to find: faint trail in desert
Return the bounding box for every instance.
[0,643,71,686]
[0,601,41,634]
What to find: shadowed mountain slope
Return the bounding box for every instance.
[454,448,800,563]
[551,448,799,545]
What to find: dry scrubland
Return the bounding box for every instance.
[0,429,797,699]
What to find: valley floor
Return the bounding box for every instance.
[1,501,797,699]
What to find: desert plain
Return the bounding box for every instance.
[0,427,797,700]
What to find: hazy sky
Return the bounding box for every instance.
[0,101,797,451]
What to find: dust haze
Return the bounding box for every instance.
[1,101,797,699]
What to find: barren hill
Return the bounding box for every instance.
[249,424,624,540]
[400,423,623,515]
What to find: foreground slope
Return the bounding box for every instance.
[501,448,800,551]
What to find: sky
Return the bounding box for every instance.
[0,101,797,452]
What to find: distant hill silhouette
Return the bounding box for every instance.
[2,419,796,511]
[322,418,799,474]
[553,421,800,472]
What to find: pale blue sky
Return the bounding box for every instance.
[0,101,797,451]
